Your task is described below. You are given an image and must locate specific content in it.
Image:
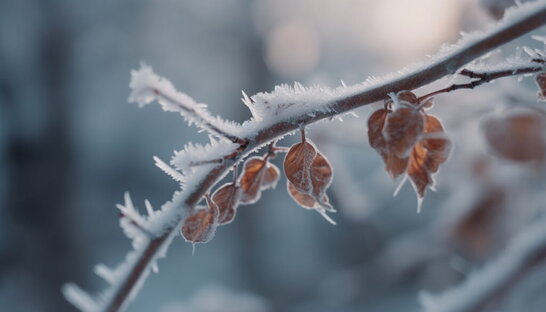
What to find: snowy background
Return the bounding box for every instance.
[1,0,546,311]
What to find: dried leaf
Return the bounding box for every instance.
[421,115,451,173]
[536,72,546,101]
[287,181,318,209]
[482,109,546,164]
[368,108,389,161]
[407,143,432,198]
[422,115,449,152]
[284,141,317,194]
[239,157,267,204]
[284,139,335,222]
[180,207,217,243]
[239,157,280,204]
[211,183,241,224]
[287,181,335,224]
[309,151,334,208]
[384,107,424,157]
[386,153,409,179]
[262,163,280,188]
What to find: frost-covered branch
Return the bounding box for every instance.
[128,65,247,145]
[419,216,546,312]
[63,2,546,312]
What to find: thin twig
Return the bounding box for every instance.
[153,89,248,145]
[417,65,544,102]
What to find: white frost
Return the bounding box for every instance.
[128,63,242,140]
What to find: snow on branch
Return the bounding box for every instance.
[419,216,546,312]
[64,2,546,312]
[128,64,246,144]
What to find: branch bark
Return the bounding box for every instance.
[68,4,546,312]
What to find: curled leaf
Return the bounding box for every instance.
[421,115,451,173]
[284,139,335,222]
[287,181,335,224]
[239,157,280,204]
[287,181,319,209]
[384,106,424,158]
[368,108,389,162]
[407,143,432,198]
[309,151,334,209]
[262,163,280,189]
[482,109,546,164]
[407,115,451,199]
[284,141,317,194]
[386,153,409,180]
[181,206,218,243]
[211,183,241,225]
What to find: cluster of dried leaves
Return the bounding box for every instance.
[181,152,280,243]
[368,91,451,203]
[181,135,337,243]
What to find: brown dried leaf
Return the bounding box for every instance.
[262,163,280,188]
[368,108,389,162]
[287,181,317,209]
[386,153,409,179]
[421,115,451,173]
[284,140,335,221]
[239,157,267,204]
[384,107,424,157]
[536,72,546,101]
[482,109,546,164]
[309,151,333,208]
[239,157,281,205]
[211,183,241,224]
[284,141,317,194]
[407,143,432,198]
[287,181,335,224]
[180,208,217,243]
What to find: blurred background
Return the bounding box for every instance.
[1,0,546,311]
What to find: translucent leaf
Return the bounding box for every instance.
[367,108,389,162]
[180,207,218,243]
[211,183,241,225]
[407,143,432,198]
[287,181,319,209]
[262,163,280,189]
[239,157,268,204]
[239,157,280,205]
[384,106,424,158]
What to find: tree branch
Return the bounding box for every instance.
[128,65,247,145]
[418,65,544,101]
[64,2,546,312]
